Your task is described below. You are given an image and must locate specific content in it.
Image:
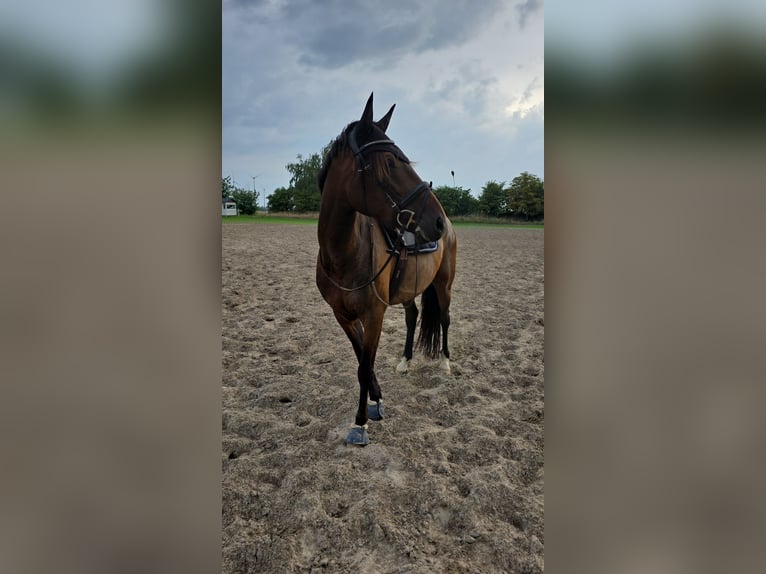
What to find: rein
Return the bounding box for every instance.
[317,223,397,292]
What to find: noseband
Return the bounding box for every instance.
[348,126,432,235]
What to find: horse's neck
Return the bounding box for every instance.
[318,203,369,271]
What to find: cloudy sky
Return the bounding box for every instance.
[223,0,544,200]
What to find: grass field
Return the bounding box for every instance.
[223,213,543,228]
[222,214,317,225]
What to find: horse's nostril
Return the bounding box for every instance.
[436,217,444,233]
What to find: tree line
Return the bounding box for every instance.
[431,173,543,220]
[223,143,543,220]
[222,176,259,215]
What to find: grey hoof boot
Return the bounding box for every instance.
[344,425,369,446]
[367,401,385,421]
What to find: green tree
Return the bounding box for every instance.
[508,172,544,220]
[231,186,258,215]
[268,186,294,212]
[433,185,479,216]
[478,180,508,217]
[222,176,234,201]
[287,152,323,212]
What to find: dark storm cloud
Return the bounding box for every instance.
[426,60,500,118]
[297,20,423,69]
[222,0,544,196]
[516,0,543,30]
[227,0,505,69]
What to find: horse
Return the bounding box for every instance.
[316,93,457,446]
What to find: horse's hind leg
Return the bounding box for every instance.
[397,300,418,373]
[437,300,451,373]
[433,254,455,374]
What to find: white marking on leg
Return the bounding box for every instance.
[396,356,410,373]
[439,352,451,374]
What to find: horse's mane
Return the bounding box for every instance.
[317,121,404,195]
[317,122,355,194]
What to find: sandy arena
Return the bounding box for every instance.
[222,222,544,573]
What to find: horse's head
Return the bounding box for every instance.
[341,93,445,243]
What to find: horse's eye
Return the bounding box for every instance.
[386,156,396,169]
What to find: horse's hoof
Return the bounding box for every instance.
[367,401,385,421]
[396,357,410,373]
[344,425,369,446]
[439,354,451,374]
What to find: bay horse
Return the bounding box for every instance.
[316,93,457,446]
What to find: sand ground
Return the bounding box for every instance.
[222,222,544,573]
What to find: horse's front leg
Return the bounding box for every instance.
[366,369,384,421]
[346,311,385,445]
[358,309,385,423]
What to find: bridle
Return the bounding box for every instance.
[347,124,433,237]
[317,125,433,297]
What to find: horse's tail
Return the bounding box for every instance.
[416,283,441,359]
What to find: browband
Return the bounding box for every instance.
[348,125,410,164]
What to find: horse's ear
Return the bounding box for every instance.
[375,104,396,133]
[359,92,374,128]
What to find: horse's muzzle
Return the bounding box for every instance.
[415,216,444,243]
